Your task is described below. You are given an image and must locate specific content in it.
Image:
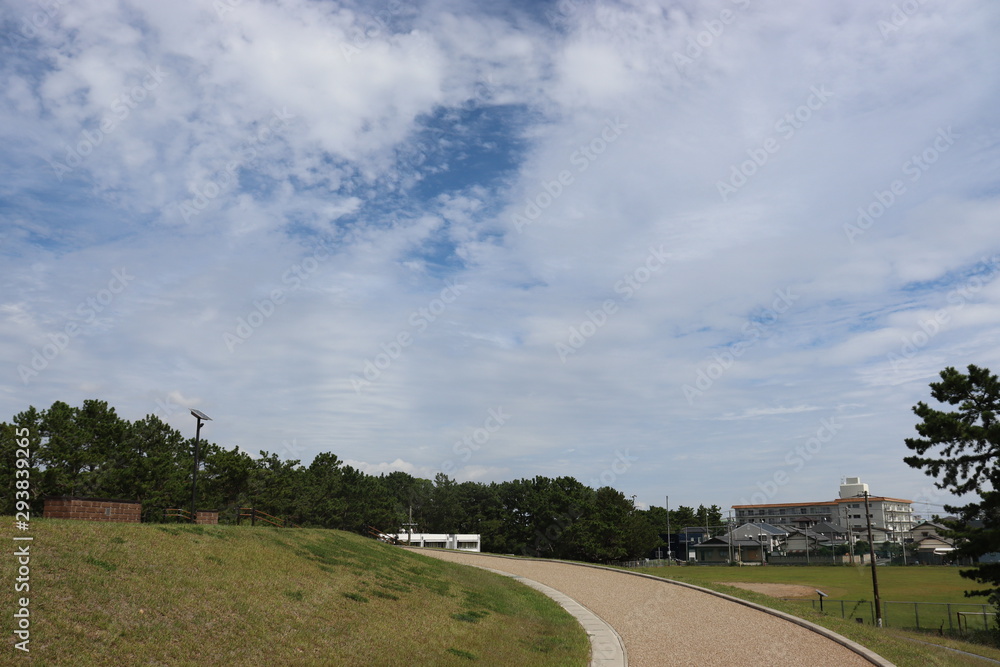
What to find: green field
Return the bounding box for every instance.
[646,562,972,602]
[1,519,589,665]
[641,563,991,630]
[634,562,1000,666]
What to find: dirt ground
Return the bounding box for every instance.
[723,582,818,598]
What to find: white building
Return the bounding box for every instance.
[732,477,915,543]
[386,533,481,552]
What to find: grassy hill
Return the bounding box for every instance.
[1,519,589,665]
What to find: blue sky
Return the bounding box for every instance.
[3,0,1000,517]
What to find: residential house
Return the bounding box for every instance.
[909,521,957,565]
[784,529,832,554]
[728,522,787,554]
[692,536,767,564]
[809,521,847,543]
[678,526,713,560]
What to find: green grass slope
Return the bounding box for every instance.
[1,520,589,666]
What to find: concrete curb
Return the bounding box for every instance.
[403,547,626,666]
[407,548,893,667]
[479,566,628,667]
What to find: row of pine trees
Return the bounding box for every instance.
[1,399,722,562]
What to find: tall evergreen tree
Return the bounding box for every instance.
[904,364,1000,612]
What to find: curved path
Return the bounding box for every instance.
[413,549,891,667]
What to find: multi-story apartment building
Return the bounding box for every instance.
[732,477,915,543]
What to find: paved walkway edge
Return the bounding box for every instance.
[479,566,628,667]
[402,547,626,666]
[408,549,892,667]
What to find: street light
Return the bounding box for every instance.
[190,409,212,522]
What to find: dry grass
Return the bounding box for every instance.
[1,519,589,665]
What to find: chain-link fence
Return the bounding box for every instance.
[782,598,996,631]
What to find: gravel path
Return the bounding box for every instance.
[416,550,889,667]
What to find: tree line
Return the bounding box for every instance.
[0,399,721,563]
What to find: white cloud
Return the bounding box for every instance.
[1,0,998,513]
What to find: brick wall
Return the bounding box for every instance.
[195,510,219,525]
[43,497,141,523]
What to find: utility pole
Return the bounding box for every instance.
[864,491,883,627]
[759,522,765,565]
[899,504,908,565]
[728,510,734,564]
[666,495,671,566]
[845,505,855,565]
[402,505,418,546]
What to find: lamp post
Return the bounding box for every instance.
[190,409,212,522]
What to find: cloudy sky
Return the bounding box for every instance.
[3,0,999,516]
